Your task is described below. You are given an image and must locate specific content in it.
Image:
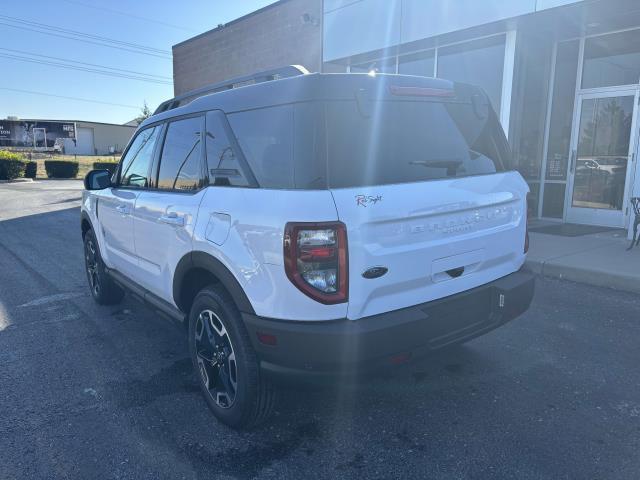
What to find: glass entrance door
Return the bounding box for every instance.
[566,90,638,227]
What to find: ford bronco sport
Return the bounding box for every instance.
[81,68,535,429]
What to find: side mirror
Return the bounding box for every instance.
[84,169,112,190]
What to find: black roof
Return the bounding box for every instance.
[140,73,484,130]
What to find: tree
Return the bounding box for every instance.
[134,101,152,125]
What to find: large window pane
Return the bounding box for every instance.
[545,40,579,181]
[572,96,633,210]
[437,35,506,114]
[398,50,435,77]
[582,29,640,89]
[509,30,553,183]
[157,117,204,191]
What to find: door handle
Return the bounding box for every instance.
[116,204,128,215]
[159,213,185,226]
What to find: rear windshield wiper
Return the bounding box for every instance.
[410,159,462,168]
[410,159,462,177]
[410,149,485,169]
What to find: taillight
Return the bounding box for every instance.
[284,222,348,304]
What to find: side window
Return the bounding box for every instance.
[228,105,294,189]
[157,117,204,191]
[205,111,249,187]
[119,126,159,188]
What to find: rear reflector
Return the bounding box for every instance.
[299,246,336,262]
[389,85,455,97]
[389,352,412,365]
[257,332,277,346]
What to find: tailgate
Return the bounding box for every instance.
[331,172,528,319]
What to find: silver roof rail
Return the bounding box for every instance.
[154,65,309,115]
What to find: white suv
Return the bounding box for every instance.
[81,70,535,429]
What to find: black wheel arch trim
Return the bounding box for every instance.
[81,211,94,236]
[173,251,256,316]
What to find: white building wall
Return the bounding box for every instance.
[62,122,135,155]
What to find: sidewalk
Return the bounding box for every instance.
[525,223,640,294]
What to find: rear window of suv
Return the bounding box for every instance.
[324,99,508,189]
[227,98,510,190]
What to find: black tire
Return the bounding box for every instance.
[188,285,276,429]
[83,229,125,305]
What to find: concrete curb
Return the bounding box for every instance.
[0,178,34,184]
[525,258,640,295]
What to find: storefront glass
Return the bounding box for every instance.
[582,29,640,89]
[437,35,506,115]
[542,40,580,218]
[572,95,633,210]
[508,28,553,215]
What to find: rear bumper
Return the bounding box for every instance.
[242,267,535,379]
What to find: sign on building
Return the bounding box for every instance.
[0,120,76,150]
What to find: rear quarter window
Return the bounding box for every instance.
[205,111,250,187]
[227,105,294,189]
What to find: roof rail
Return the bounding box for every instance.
[154,65,309,115]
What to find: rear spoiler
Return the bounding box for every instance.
[154,65,309,115]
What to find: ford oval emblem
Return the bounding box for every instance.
[362,266,388,279]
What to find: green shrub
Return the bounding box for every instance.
[92,161,118,175]
[24,161,38,179]
[44,160,79,178]
[0,150,26,180]
[0,150,23,161]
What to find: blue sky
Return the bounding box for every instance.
[0,0,275,124]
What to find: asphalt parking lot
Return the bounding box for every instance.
[1,180,640,480]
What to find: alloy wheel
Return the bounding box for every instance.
[85,238,101,296]
[194,309,238,409]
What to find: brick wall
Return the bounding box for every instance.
[172,0,322,96]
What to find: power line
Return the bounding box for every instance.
[0,13,171,55]
[59,0,197,33]
[0,22,171,60]
[0,52,173,85]
[0,87,140,109]
[0,47,172,80]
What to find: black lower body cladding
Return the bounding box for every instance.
[242,268,535,378]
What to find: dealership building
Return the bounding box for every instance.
[0,118,135,155]
[173,0,640,235]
